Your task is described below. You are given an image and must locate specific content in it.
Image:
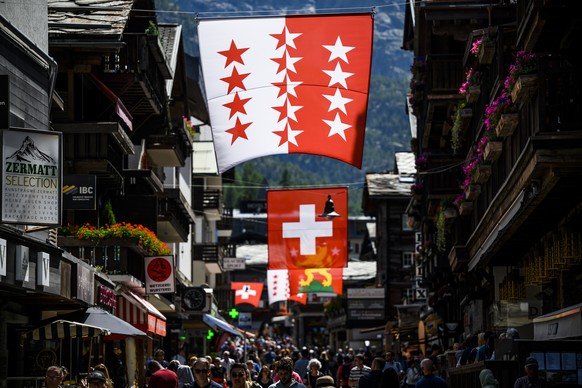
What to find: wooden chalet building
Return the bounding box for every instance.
[402,0,582,386]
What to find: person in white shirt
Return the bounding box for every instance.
[348,354,371,388]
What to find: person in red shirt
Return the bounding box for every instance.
[147,360,179,388]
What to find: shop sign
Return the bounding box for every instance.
[144,256,175,294]
[1,128,62,225]
[63,175,96,210]
[223,257,245,270]
[75,264,94,304]
[98,285,116,309]
[348,309,385,320]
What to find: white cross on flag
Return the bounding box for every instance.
[231,282,264,308]
[197,14,374,173]
[268,187,348,270]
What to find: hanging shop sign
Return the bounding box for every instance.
[1,128,62,225]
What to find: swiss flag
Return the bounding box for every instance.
[231,282,264,308]
[198,14,373,173]
[267,269,307,305]
[289,268,343,295]
[268,187,348,270]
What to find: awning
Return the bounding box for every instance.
[78,307,147,338]
[22,319,110,341]
[203,314,243,337]
[88,73,133,131]
[116,290,167,336]
[533,303,582,340]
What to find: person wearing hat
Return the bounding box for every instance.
[514,357,547,388]
[315,376,336,388]
[87,370,108,388]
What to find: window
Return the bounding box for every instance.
[402,214,413,231]
[403,252,414,268]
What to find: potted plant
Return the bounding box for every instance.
[471,31,496,64]
[453,193,473,216]
[415,152,429,170]
[451,101,472,152]
[459,68,482,103]
[505,50,538,104]
[485,91,518,138]
[58,222,171,256]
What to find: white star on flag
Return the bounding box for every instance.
[267,269,290,305]
[323,113,351,141]
[282,27,302,49]
[323,88,353,114]
[323,62,354,88]
[323,36,355,63]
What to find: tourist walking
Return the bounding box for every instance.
[415,359,447,388]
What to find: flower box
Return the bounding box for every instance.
[495,113,519,138]
[484,141,503,162]
[474,164,492,184]
[465,86,481,103]
[478,43,496,65]
[511,74,538,104]
[465,185,481,201]
[458,201,473,216]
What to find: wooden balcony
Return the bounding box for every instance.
[192,187,223,222]
[192,243,235,274]
[157,188,195,243]
[147,132,192,167]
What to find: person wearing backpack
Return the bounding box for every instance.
[337,355,353,388]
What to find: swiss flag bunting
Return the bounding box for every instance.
[289,268,343,295]
[198,14,374,173]
[267,187,348,270]
[267,269,307,305]
[231,282,264,308]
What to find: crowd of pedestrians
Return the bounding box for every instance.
[42,327,540,388]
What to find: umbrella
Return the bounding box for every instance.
[22,319,110,341]
[72,307,147,338]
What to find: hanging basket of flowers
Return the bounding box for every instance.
[504,51,538,105]
[485,91,518,138]
[459,68,482,103]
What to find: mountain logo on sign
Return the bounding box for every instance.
[6,136,56,164]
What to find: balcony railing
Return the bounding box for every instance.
[147,133,191,167]
[157,188,195,242]
[192,243,236,271]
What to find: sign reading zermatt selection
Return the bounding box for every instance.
[267,187,348,271]
[197,14,374,173]
[231,282,264,308]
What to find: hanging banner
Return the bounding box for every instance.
[232,282,264,307]
[198,13,374,173]
[268,187,348,270]
[267,269,307,305]
[289,267,343,295]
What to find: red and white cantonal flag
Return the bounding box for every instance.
[267,269,307,305]
[267,187,348,270]
[231,282,264,308]
[197,14,374,173]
